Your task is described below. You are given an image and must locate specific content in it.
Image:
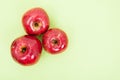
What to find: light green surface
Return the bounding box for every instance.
[0,0,120,80]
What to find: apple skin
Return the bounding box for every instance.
[11,35,42,66]
[22,7,49,35]
[42,28,68,54]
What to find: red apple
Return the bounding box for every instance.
[42,28,68,54]
[11,35,42,66]
[22,7,49,35]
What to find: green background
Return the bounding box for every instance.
[0,0,120,80]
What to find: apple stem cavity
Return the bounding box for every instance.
[21,47,27,53]
[34,22,39,27]
[52,39,58,45]
[32,21,42,31]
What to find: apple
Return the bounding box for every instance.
[22,7,49,35]
[42,28,68,54]
[11,35,42,66]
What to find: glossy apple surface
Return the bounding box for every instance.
[11,35,42,66]
[42,28,68,54]
[22,7,49,35]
